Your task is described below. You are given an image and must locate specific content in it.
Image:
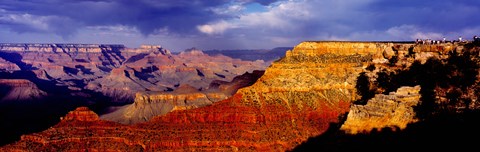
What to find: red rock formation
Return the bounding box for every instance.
[1,107,141,151]
[61,107,100,121]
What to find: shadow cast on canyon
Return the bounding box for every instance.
[0,70,119,146]
[291,110,480,151]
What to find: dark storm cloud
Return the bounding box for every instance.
[1,0,479,51]
[364,0,480,32]
[0,0,283,38]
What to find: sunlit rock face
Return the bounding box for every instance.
[341,85,421,134]
[61,107,100,121]
[2,41,467,151]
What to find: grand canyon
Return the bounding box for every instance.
[1,40,479,151]
[2,0,480,151]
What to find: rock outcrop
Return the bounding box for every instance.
[340,85,421,134]
[0,58,20,71]
[1,107,141,151]
[61,107,100,121]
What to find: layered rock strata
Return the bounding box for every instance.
[1,41,466,151]
[340,85,421,134]
[101,70,264,124]
[2,107,142,151]
[0,43,125,53]
[0,44,267,103]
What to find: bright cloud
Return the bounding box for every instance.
[197,21,235,35]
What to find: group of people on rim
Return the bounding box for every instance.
[415,35,479,44]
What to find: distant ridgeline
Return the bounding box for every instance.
[203,47,293,62]
[0,43,170,54]
[0,43,127,53]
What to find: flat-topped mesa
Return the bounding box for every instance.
[286,41,455,60]
[0,43,126,53]
[61,107,99,122]
[291,41,389,56]
[128,44,171,55]
[0,43,175,54]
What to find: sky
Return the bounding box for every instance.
[0,0,479,52]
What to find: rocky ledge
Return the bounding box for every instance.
[341,85,421,134]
